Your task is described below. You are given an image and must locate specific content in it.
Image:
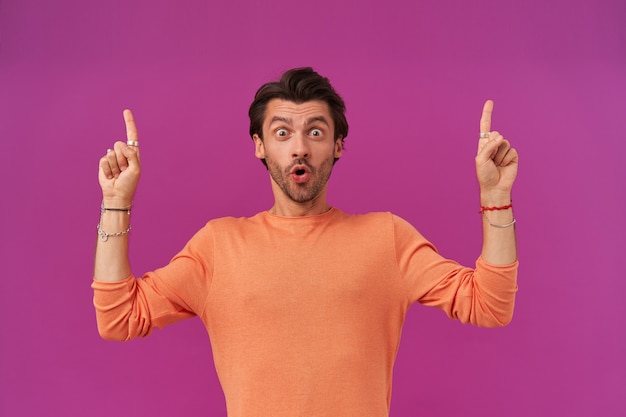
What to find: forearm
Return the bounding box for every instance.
[94,199,133,282]
[479,192,517,265]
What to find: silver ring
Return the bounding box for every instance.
[127,140,139,147]
[479,132,490,139]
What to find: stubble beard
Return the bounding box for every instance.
[266,155,335,203]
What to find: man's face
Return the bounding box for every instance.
[253,99,343,204]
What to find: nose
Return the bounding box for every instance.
[291,133,310,159]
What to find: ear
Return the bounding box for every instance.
[334,137,343,159]
[253,134,265,159]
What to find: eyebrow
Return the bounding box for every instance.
[269,116,330,127]
[305,116,330,127]
[269,116,291,126]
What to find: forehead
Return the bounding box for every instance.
[264,99,333,126]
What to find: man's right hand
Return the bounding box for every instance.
[98,109,141,206]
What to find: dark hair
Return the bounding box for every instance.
[248,67,349,144]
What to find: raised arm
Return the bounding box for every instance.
[475,100,518,265]
[94,109,141,282]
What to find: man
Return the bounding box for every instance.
[93,67,518,416]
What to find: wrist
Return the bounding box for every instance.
[98,201,132,242]
[101,198,133,209]
[479,190,512,207]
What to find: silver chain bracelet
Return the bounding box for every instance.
[97,223,131,241]
[483,213,516,228]
[97,202,132,241]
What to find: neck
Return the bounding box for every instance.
[269,186,332,217]
[268,199,332,217]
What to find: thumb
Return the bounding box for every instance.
[120,142,141,171]
[476,133,503,165]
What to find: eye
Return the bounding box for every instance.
[276,128,289,137]
[310,128,323,137]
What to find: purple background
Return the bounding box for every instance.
[1,0,624,416]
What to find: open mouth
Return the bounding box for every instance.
[290,165,310,183]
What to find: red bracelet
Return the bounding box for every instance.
[478,201,513,214]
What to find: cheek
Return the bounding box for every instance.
[262,148,285,169]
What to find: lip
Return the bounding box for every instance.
[289,164,311,176]
[290,164,311,183]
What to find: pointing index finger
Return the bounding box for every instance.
[480,100,494,134]
[123,109,139,144]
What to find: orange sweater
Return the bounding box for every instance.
[93,209,517,416]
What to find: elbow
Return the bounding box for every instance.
[471,286,517,328]
[96,324,130,342]
[499,310,515,327]
[473,305,515,328]
[95,312,152,341]
[95,318,133,342]
[98,331,128,342]
[455,296,515,327]
[479,312,514,328]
